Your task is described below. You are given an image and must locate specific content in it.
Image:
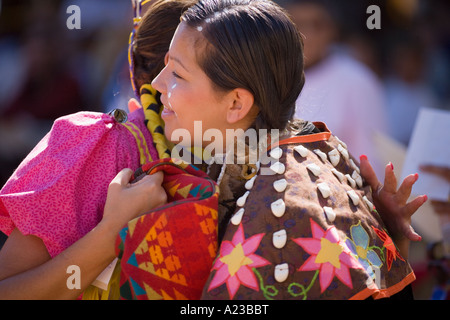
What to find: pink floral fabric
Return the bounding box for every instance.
[0,109,157,257]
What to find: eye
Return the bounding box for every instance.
[172,71,183,80]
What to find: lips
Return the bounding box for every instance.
[161,104,175,117]
[160,96,175,117]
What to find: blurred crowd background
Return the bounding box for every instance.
[0,0,449,299]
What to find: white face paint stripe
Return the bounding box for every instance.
[166,92,176,115]
[167,84,177,113]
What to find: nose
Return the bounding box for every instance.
[151,67,167,95]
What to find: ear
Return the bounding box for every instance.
[226,88,255,124]
[164,52,169,65]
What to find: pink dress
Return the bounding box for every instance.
[0,109,157,258]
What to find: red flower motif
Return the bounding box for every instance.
[207,224,270,299]
[293,218,363,293]
[372,226,404,271]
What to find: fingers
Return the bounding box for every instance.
[110,168,133,188]
[132,171,167,208]
[383,162,397,194]
[404,194,428,217]
[149,170,164,185]
[109,169,166,207]
[359,155,380,191]
[403,224,422,242]
[128,98,142,113]
[149,171,167,206]
[396,173,419,203]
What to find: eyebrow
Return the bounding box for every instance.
[168,54,190,73]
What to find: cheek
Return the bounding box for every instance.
[168,82,178,95]
[168,87,196,117]
[166,82,178,107]
[167,82,226,128]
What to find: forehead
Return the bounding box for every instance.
[169,22,206,62]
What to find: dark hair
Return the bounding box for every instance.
[133,0,196,92]
[181,0,305,131]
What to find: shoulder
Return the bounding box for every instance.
[56,111,113,123]
[204,136,412,299]
[0,111,142,257]
[252,132,369,216]
[202,132,414,299]
[51,111,116,137]
[228,130,371,231]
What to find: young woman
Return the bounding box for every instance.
[147,0,426,299]
[0,0,425,299]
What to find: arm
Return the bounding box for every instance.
[0,169,166,299]
[359,155,427,259]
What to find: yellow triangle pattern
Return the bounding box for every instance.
[144,282,163,300]
[161,289,173,300]
[135,238,149,255]
[139,261,155,274]
[174,289,188,300]
[176,184,193,199]
[128,218,138,237]
[168,183,181,198]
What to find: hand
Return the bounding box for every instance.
[128,98,143,113]
[101,168,167,234]
[359,155,427,243]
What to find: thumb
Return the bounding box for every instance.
[128,98,142,113]
[110,168,134,188]
[404,224,422,242]
[359,155,380,191]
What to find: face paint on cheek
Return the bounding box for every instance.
[168,83,177,100]
[168,83,178,113]
[166,88,177,116]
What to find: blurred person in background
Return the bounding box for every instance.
[384,37,438,147]
[420,164,450,300]
[0,0,132,187]
[0,0,132,249]
[382,0,449,147]
[277,0,388,178]
[59,0,132,112]
[381,0,450,299]
[0,1,84,194]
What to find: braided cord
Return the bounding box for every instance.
[140,84,173,159]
